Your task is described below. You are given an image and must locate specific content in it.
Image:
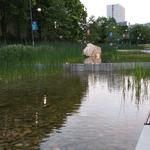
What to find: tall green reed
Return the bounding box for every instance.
[0,42,84,80]
[0,42,84,66]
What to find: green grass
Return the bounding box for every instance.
[0,64,63,81]
[102,43,149,62]
[0,42,84,80]
[0,42,150,81]
[1,42,150,65]
[101,43,150,62]
[120,66,150,79]
[0,42,84,66]
[139,43,150,49]
[117,43,144,50]
[102,50,150,63]
[112,52,150,62]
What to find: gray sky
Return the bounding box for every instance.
[80,0,150,24]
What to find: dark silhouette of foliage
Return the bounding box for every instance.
[0,0,87,43]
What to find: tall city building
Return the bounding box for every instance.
[107,4,125,23]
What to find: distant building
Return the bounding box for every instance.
[107,4,125,23]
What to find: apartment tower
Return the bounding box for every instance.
[107,4,125,23]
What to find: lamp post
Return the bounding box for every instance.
[29,0,41,46]
[29,0,34,46]
[112,26,116,46]
[37,7,42,41]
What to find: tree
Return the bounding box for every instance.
[129,24,150,44]
[88,16,118,44]
[0,0,87,42]
[0,0,30,42]
[35,0,87,42]
[88,16,100,43]
[0,0,12,41]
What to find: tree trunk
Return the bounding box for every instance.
[0,4,7,42]
[1,20,7,42]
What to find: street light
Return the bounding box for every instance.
[37,8,42,12]
[29,0,42,46]
[54,21,57,29]
[113,26,116,29]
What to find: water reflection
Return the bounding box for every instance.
[84,57,101,64]
[0,74,87,149]
[0,72,150,150]
[43,95,47,107]
[87,72,150,106]
[40,72,150,150]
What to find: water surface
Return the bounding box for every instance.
[0,72,150,150]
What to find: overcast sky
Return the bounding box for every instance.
[80,0,150,24]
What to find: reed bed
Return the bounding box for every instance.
[0,42,150,80]
[0,42,84,66]
[0,42,84,80]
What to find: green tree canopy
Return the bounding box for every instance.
[0,0,87,42]
[129,24,150,44]
[88,16,118,44]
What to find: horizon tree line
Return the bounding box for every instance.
[0,0,150,45]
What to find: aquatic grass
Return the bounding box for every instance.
[33,42,84,64]
[0,42,150,80]
[119,66,150,104]
[120,66,150,79]
[0,42,84,66]
[0,64,64,81]
[0,42,84,80]
[1,43,150,65]
[101,44,117,62]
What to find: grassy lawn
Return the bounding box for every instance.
[102,43,150,62]
[139,44,150,49]
[114,51,150,62]
[102,51,150,62]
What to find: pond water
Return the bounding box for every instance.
[0,72,150,150]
